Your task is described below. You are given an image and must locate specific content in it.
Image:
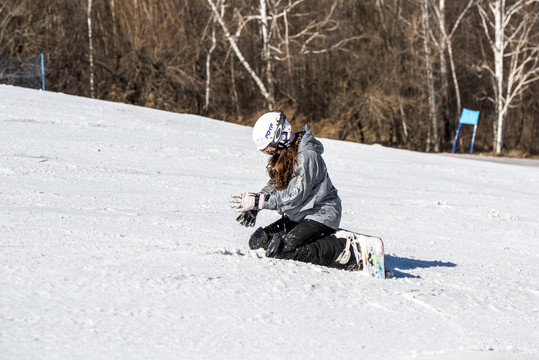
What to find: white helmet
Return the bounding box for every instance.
[252,111,294,151]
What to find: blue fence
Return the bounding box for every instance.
[0,53,45,90]
[451,108,480,159]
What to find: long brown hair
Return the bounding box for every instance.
[266,131,304,190]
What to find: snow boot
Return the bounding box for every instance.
[334,230,363,271]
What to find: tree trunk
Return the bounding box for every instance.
[259,0,275,110]
[493,0,505,153]
[438,0,451,143]
[204,3,220,115]
[87,0,95,99]
[375,0,408,143]
[422,0,438,152]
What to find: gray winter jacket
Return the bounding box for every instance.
[261,125,342,230]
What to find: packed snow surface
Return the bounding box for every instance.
[1,85,538,359]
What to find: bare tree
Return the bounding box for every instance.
[430,0,475,141]
[4,0,538,156]
[203,0,221,115]
[477,0,539,153]
[205,0,361,111]
[422,0,439,152]
[206,0,274,109]
[375,0,409,142]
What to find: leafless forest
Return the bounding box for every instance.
[1,0,538,155]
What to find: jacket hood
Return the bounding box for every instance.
[298,125,324,154]
[261,123,341,229]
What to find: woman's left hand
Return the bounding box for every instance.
[236,210,258,227]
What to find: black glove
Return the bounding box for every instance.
[236,210,258,227]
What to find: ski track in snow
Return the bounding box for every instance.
[1,85,538,359]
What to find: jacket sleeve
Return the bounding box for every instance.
[263,150,322,213]
[260,184,276,196]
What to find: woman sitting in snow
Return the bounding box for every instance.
[230,111,361,270]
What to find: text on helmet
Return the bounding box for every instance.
[265,123,274,139]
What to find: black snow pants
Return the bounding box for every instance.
[263,216,345,267]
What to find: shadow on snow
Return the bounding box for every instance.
[385,254,457,279]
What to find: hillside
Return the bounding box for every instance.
[1,85,538,359]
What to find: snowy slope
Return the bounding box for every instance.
[0,85,538,360]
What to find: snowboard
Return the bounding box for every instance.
[341,230,386,279]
